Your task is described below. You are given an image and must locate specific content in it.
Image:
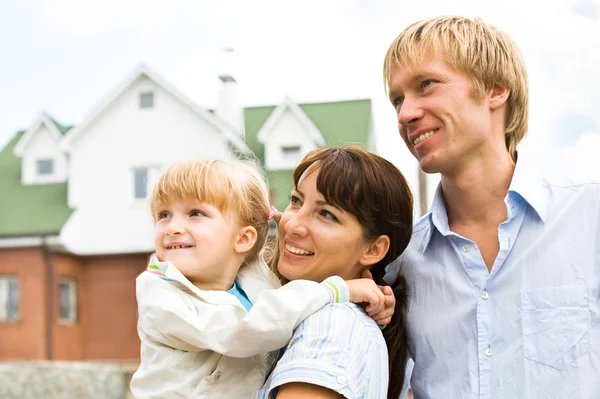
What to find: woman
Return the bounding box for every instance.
[257,146,413,399]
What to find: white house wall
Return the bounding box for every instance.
[62,75,234,255]
[21,124,68,185]
[263,109,318,170]
[68,75,232,209]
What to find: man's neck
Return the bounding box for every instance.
[441,150,516,226]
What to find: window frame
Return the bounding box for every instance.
[0,275,20,322]
[140,92,154,109]
[281,145,301,160]
[133,167,149,199]
[36,159,54,176]
[58,277,78,324]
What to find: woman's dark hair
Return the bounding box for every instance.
[290,146,413,399]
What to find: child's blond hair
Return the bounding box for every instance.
[150,158,272,267]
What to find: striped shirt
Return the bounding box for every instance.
[255,303,389,399]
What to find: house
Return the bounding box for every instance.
[0,64,374,362]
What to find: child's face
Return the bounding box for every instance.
[154,198,245,290]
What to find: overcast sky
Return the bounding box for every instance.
[1,0,599,203]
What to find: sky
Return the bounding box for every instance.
[1,0,599,206]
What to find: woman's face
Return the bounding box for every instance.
[277,166,373,282]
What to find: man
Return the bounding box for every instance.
[383,16,600,398]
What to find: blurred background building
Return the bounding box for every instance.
[0,63,375,363]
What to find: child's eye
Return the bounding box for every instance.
[157,211,170,220]
[190,210,205,217]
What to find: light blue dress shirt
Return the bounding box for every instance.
[255,303,389,399]
[386,160,600,398]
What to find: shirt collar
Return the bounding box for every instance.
[419,155,548,254]
[146,253,212,298]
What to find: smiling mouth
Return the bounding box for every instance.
[413,128,439,145]
[166,245,193,250]
[285,243,314,256]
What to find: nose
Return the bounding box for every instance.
[283,209,309,238]
[165,216,185,236]
[398,96,424,127]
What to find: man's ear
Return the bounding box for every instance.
[359,235,390,267]
[234,226,258,255]
[489,83,510,110]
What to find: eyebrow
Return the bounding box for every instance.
[296,188,344,212]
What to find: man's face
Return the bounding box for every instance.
[387,54,497,176]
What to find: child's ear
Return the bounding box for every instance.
[359,235,390,267]
[234,226,258,255]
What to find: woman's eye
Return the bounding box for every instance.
[320,210,339,222]
[290,195,301,206]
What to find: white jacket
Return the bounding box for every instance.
[130,255,348,398]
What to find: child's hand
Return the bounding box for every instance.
[361,270,396,327]
[346,275,385,316]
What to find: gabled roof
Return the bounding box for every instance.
[245,98,372,210]
[0,98,372,237]
[0,131,73,237]
[60,64,251,155]
[256,97,326,146]
[13,113,72,157]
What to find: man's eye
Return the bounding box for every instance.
[421,80,434,89]
[157,212,170,219]
[190,210,205,217]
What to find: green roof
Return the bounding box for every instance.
[0,100,371,236]
[48,117,72,135]
[244,99,372,210]
[0,131,73,237]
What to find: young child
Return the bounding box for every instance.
[130,158,392,398]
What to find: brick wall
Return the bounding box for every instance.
[0,247,48,360]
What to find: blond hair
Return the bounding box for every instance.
[150,158,272,266]
[383,15,529,159]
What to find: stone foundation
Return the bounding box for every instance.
[0,361,136,399]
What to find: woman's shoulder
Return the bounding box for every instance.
[300,302,382,334]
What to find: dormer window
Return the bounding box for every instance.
[281,145,301,160]
[140,92,154,109]
[37,159,54,176]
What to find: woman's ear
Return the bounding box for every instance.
[359,235,390,266]
[234,226,258,255]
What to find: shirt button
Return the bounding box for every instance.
[462,244,471,253]
[485,347,493,356]
[482,291,489,299]
[336,376,347,385]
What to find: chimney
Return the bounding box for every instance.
[216,47,245,138]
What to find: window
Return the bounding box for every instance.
[0,276,19,322]
[59,277,77,323]
[37,159,54,175]
[281,145,301,160]
[140,92,154,108]
[133,168,148,199]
